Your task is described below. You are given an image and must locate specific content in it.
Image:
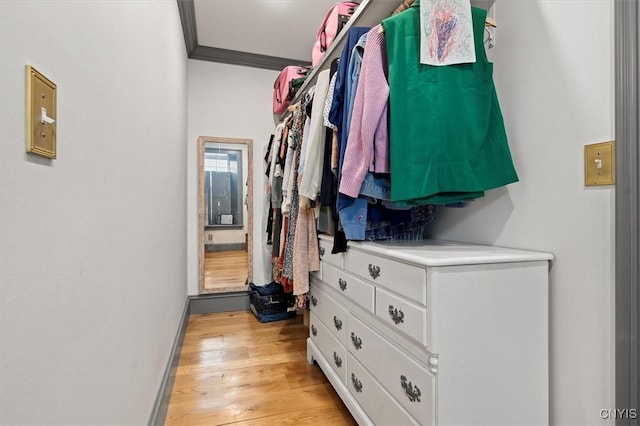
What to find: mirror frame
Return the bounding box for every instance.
[198,136,253,294]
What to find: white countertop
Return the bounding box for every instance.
[319,234,554,267]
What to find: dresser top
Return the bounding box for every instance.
[320,235,553,267]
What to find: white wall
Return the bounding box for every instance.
[188,60,279,294]
[0,1,188,425]
[428,2,615,424]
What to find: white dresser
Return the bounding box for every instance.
[307,235,553,426]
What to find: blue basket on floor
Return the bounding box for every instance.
[249,286,296,323]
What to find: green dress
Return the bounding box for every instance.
[382,2,518,205]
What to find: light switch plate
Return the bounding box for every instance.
[584,141,615,186]
[26,65,57,159]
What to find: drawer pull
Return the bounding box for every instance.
[400,375,422,403]
[311,324,317,337]
[310,295,318,307]
[388,305,405,324]
[350,332,362,350]
[319,247,325,257]
[333,316,343,330]
[338,278,347,291]
[333,351,343,368]
[368,264,381,279]
[351,373,363,393]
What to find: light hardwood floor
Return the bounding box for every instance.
[165,310,357,426]
[204,250,249,293]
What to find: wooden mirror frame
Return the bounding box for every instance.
[198,136,253,294]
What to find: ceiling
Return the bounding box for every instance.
[177,0,342,70]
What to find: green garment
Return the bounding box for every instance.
[382,3,518,205]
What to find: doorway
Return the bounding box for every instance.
[198,136,253,294]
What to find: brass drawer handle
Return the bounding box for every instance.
[338,278,347,291]
[333,316,343,330]
[319,247,326,257]
[368,264,381,279]
[350,332,362,350]
[388,305,405,324]
[351,373,363,393]
[400,375,422,403]
[310,295,318,307]
[333,351,343,368]
[311,324,317,336]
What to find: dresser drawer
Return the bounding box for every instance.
[319,237,343,269]
[347,354,419,426]
[348,313,435,426]
[321,262,375,313]
[309,313,347,385]
[376,287,429,346]
[309,283,348,346]
[344,248,426,305]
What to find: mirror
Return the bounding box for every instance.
[198,136,253,294]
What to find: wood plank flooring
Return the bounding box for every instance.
[165,310,357,426]
[204,250,249,293]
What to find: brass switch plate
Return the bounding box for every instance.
[26,65,57,159]
[584,141,615,186]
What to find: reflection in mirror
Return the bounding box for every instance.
[204,147,243,227]
[198,137,253,295]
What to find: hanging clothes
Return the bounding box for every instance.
[339,24,390,199]
[281,95,309,284]
[382,3,518,205]
[297,88,315,179]
[268,122,287,258]
[328,26,371,253]
[320,58,340,208]
[292,202,320,296]
[329,27,372,188]
[318,60,341,236]
[299,70,331,203]
[335,33,373,241]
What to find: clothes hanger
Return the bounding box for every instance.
[484,17,497,48]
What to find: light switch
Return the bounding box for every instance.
[584,141,615,186]
[26,65,57,159]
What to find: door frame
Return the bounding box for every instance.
[615,0,639,415]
